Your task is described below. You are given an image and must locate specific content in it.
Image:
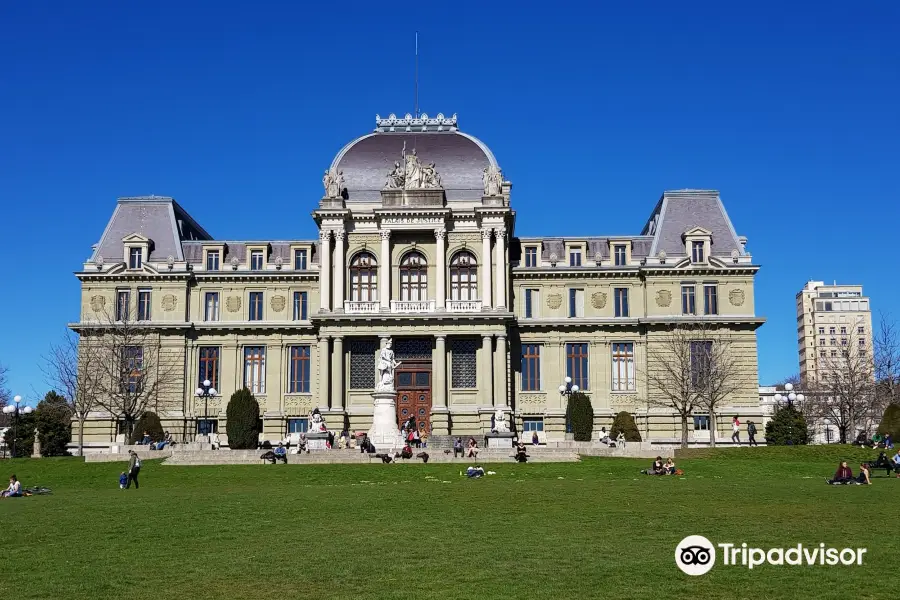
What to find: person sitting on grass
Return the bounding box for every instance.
[466,466,485,478]
[854,463,871,485]
[1,475,23,498]
[664,457,676,475]
[273,443,288,464]
[826,461,854,485]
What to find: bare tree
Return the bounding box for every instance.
[0,362,10,427]
[692,332,743,448]
[42,330,100,456]
[77,308,181,442]
[807,327,875,443]
[874,313,900,413]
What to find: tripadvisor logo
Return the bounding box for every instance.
[675,536,867,575]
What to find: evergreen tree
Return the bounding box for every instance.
[128,412,164,445]
[226,388,260,449]
[36,390,72,456]
[764,405,809,445]
[610,411,642,442]
[566,392,594,441]
[876,403,900,441]
[2,411,36,457]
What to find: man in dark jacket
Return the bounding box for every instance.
[126,450,141,489]
[747,421,758,447]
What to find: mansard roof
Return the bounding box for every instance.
[330,113,498,203]
[90,196,212,263]
[643,190,744,258]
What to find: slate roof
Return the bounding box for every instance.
[330,129,498,202]
[90,197,212,262]
[644,190,744,257]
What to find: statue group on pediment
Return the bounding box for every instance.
[384,147,442,190]
[323,168,345,198]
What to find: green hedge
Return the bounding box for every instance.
[226,388,260,449]
[565,392,594,441]
[610,411,642,442]
[129,412,164,445]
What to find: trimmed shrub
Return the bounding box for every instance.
[610,411,642,442]
[36,391,72,456]
[128,412,164,445]
[764,406,809,445]
[876,403,900,441]
[226,388,260,449]
[566,392,594,442]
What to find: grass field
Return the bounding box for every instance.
[0,446,895,600]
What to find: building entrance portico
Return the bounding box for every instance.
[396,368,431,433]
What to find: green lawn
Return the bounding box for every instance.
[0,447,894,600]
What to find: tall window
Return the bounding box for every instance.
[690,341,713,387]
[249,292,263,321]
[614,288,629,317]
[521,344,541,391]
[818,327,825,335]
[128,247,142,269]
[449,251,477,301]
[681,285,696,315]
[691,241,705,263]
[614,244,627,266]
[693,415,710,431]
[204,292,219,321]
[293,291,308,320]
[294,248,308,270]
[704,285,718,315]
[206,250,220,271]
[243,346,266,394]
[198,347,220,389]
[829,327,835,335]
[289,346,311,393]
[839,326,847,335]
[569,246,582,267]
[137,289,152,321]
[116,290,130,321]
[857,326,865,335]
[524,246,538,267]
[524,289,539,318]
[450,339,477,388]
[611,342,635,391]
[122,346,143,393]
[565,343,589,390]
[250,250,264,270]
[400,252,427,301]
[569,289,584,318]
[350,252,378,302]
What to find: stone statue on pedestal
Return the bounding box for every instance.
[308,408,327,433]
[492,408,510,434]
[376,339,402,392]
[322,168,344,198]
[482,165,503,196]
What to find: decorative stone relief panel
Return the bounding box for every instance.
[448,232,482,243]
[655,290,672,307]
[226,296,241,313]
[546,293,563,310]
[89,295,106,312]
[161,294,177,312]
[611,395,640,408]
[270,295,286,312]
[729,289,745,307]
[349,234,382,245]
[196,395,223,416]
[591,292,607,310]
[284,395,313,416]
[518,394,547,414]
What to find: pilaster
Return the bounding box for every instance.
[494,334,508,408]
[333,229,345,312]
[379,230,391,311]
[319,230,332,311]
[495,227,507,309]
[331,336,344,413]
[435,228,446,309]
[317,336,330,409]
[481,228,493,309]
[481,333,494,406]
[431,334,449,435]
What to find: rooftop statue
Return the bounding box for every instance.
[483,165,503,196]
[384,146,442,190]
[322,168,344,198]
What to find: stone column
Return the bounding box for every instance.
[435,228,446,310]
[495,334,508,407]
[481,333,494,406]
[319,230,331,311]
[495,227,507,310]
[331,336,344,412]
[481,228,493,309]
[333,229,345,312]
[317,336,330,409]
[433,335,447,408]
[379,229,391,311]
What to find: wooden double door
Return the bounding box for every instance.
[396,365,432,434]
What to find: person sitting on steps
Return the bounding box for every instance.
[514,441,528,463]
[466,437,479,458]
[400,444,413,460]
[453,437,464,458]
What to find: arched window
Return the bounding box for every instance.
[449,251,478,301]
[399,251,427,301]
[349,252,377,302]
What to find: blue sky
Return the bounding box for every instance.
[1,1,898,401]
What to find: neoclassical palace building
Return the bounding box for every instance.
[73,113,764,447]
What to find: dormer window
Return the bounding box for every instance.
[524,246,538,268]
[569,246,582,267]
[614,244,627,266]
[250,250,264,271]
[691,241,705,263]
[206,250,220,271]
[294,248,308,270]
[128,247,143,269]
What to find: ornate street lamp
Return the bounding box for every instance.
[774,383,804,408]
[2,395,34,458]
[194,379,218,438]
[559,377,580,434]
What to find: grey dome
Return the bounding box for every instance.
[330,123,498,202]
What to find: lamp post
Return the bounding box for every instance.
[2,396,34,458]
[774,383,804,445]
[194,379,218,439]
[559,377,580,433]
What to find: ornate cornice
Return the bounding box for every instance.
[375,112,458,132]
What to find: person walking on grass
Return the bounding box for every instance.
[731,416,741,445]
[126,450,141,489]
[747,421,758,447]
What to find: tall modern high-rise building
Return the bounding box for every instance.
[796,280,873,387]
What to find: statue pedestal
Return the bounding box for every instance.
[306,432,329,450]
[368,390,403,451]
[486,432,515,449]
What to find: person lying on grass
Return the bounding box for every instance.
[826,461,854,485]
[466,466,485,478]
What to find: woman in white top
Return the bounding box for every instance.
[2,474,22,497]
